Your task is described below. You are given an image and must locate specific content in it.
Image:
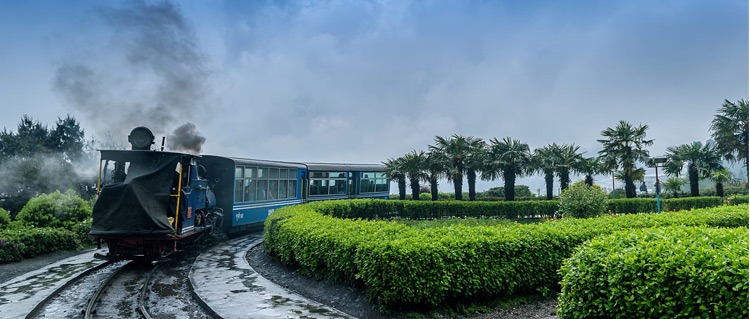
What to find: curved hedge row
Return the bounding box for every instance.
[264,203,748,308]
[558,226,748,319]
[305,196,743,220]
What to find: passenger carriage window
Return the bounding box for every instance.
[375,178,388,192]
[289,180,297,198]
[257,179,268,200]
[269,168,279,179]
[234,179,243,202]
[234,166,244,202]
[269,180,279,200]
[279,180,288,198]
[245,178,256,201]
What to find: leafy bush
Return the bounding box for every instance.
[0,207,10,228]
[558,182,608,218]
[724,194,749,206]
[557,226,748,318]
[307,198,559,220]
[72,218,95,246]
[607,196,724,214]
[0,227,80,263]
[265,203,748,309]
[15,190,92,230]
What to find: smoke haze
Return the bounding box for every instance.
[52,0,211,147]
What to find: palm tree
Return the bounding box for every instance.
[401,150,427,200]
[383,157,407,200]
[424,150,449,201]
[708,167,736,197]
[662,177,687,198]
[555,144,583,191]
[464,139,487,201]
[429,135,484,200]
[531,144,558,200]
[484,137,532,201]
[597,121,654,198]
[578,156,603,187]
[710,99,749,175]
[665,141,722,197]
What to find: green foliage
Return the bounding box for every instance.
[724,195,749,206]
[15,190,92,229]
[0,227,81,263]
[607,196,723,214]
[558,182,608,218]
[557,226,748,319]
[306,199,559,220]
[0,207,10,228]
[265,202,748,309]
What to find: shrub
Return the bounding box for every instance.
[0,227,80,263]
[265,203,748,309]
[558,182,608,218]
[72,218,95,246]
[557,226,748,318]
[607,196,724,214]
[0,208,10,228]
[15,190,92,229]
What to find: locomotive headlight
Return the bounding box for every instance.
[128,127,155,150]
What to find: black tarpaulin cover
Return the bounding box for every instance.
[90,151,183,235]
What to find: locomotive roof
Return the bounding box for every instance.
[98,149,200,162]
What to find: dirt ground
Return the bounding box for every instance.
[245,243,559,319]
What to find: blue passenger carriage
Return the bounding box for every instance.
[199,156,306,234]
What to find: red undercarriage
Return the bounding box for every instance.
[95,229,205,261]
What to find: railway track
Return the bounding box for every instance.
[83,261,157,319]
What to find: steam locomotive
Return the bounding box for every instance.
[90,127,389,260]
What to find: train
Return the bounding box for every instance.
[89,127,389,260]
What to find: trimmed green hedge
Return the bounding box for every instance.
[265,203,748,308]
[307,197,741,221]
[558,226,748,318]
[308,199,559,219]
[0,227,81,263]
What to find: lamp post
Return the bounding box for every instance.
[647,156,668,213]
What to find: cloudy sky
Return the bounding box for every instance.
[0,0,747,192]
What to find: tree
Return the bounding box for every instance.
[463,139,487,201]
[383,157,407,200]
[531,144,557,200]
[597,121,654,198]
[401,150,427,200]
[708,168,735,197]
[424,150,449,201]
[484,137,532,201]
[665,141,722,197]
[429,135,483,200]
[710,99,749,175]
[578,157,603,187]
[555,144,583,191]
[662,177,687,198]
[50,115,86,162]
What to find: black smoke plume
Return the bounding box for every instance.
[52,1,210,147]
[167,122,205,154]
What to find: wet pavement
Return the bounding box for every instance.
[190,234,353,319]
[0,248,108,319]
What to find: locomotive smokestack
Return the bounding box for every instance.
[167,122,205,154]
[128,127,155,150]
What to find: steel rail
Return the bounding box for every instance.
[84,261,132,319]
[24,260,114,319]
[137,261,162,319]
